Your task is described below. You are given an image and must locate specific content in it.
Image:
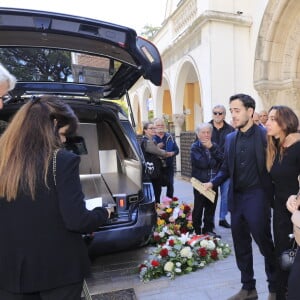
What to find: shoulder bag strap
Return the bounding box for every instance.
[52,149,59,186]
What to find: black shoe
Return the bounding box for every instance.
[219,219,231,228]
[205,231,221,239]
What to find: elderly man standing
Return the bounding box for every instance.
[209,105,234,229]
[259,110,268,127]
[0,63,16,108]
[153,118,179,201]
[191,122,223,237]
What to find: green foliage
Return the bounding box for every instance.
[0,48,72,82]
[141,25,161,40]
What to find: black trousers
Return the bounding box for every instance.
[231,188,276,292]
[192,187,218,234]
[151,165,175,203]
[0,281,83,300]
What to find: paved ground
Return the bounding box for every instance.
[86,175,271,300]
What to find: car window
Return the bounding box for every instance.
[0,47,122,85]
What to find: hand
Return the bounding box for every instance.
[106,206,115,218]
[201,140,213,149]
[166,151,173,157]
[286,195,300,213]
[203,182,213,190]
[157,142,164,149]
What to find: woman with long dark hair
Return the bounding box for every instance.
[266,105,300,299]
[0,96,113,299]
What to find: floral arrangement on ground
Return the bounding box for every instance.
[138,197,231,282]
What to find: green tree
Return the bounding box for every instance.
[0,48,72,81]
[141,25,161,40]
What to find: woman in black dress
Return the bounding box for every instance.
[266,105,300,299]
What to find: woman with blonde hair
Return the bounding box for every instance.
[266,105,300,299]
[0,96,113,299]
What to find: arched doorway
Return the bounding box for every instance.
[254,0,300,116]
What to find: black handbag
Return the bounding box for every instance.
[141,139,162,180]
[278,239,298,272]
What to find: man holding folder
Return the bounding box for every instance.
[190,122,223,237]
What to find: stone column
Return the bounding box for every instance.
[172,113,185,175]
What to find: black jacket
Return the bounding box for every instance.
[190,140,223,182]
[0,149,108,293]
[211,125,273,211]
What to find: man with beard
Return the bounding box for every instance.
[204,94,276,300]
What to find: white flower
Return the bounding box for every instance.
[200,239,208,247]
[162,226,168,233]
[168,216,175,223]
[180,246,193,258]
[178,232,190,244]
[207,240,216,250]
[217,248,222,255]
[159,231,165,238]
[175,268,182,273]
[175,262,181,267]
[164,261,174,272]
[172,206,180,220]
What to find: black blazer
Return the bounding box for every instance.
[211,125,273,212]
[0,149,109,293]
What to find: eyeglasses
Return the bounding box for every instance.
[213,112,223,116]
[147,127,155,130]
[0,94,8,101]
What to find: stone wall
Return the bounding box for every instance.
[179,131,195,178]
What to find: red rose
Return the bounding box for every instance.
[169,239,175,247]
[153,235,161,242]
[161,213,169,220]
[180,227,188,234]
[160,248,169,257]
[139,264,147,271]
[183,205,191,213]
[210,249,218,260]
[197,247,207,257]
[151,260,160,267]
[172,197,178,202]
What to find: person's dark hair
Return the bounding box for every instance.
[229,93,256,110]
[266,105,299,171]
[143,122,153,135]
[0,96,78,201]
[268,105,299,135]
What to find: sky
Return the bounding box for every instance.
[0,0,167,34]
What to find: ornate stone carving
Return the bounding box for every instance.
[173,113,185,128]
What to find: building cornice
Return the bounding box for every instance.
[160,10,252,63]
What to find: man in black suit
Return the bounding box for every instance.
[204,94,276,300]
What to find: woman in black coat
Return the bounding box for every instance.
[0,96,113,299]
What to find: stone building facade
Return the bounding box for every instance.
[130,0,300,175]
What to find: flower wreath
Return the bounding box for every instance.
[138,197,231,282]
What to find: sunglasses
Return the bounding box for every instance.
[213,112,223,116]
